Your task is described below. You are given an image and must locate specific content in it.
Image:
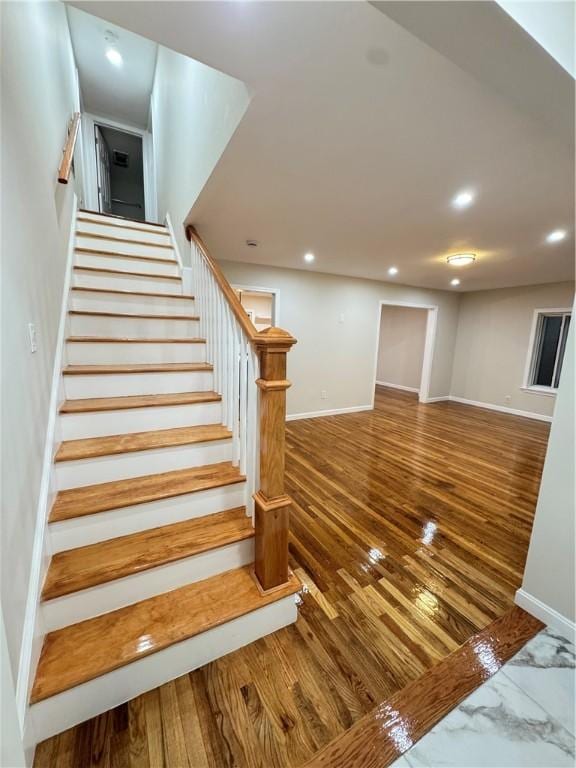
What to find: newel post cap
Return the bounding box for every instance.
[254,327,297,352]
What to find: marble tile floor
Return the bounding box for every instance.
[392,627,576,768]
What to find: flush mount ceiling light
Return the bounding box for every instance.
[304,252,315,263]
[546,229,567,243]
[451,189,475,209]
[451,278,461,286]
[105,48,123,66]
[447,253,476,267]
[388,266,398,276]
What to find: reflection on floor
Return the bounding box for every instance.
[392,628,576,767]
[34,387,550,767]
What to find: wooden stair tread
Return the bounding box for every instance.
[62,363,212,375]
[76,231,173,248]
[59,391,221,414]
[49,461,244,522]
[68,310,199,320]
[42,507,253,600]
[73,265,180,281]
[67,336,205,344]
[55,424,232,462]
[71,286,193,300]
[31,566,299,703]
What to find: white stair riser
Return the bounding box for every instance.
[73,271,183,295]
[49,482,247,552]
[66,341,206,365]
[59,401,222,440]
[63,371,213,399]
[70,290,195,316]
[75,252,179,276]
[43,538,254,631]
[75,234,174,260]
[69,314,199,338]
[77,220,171,246]
[55,439,233,489]
[30,594,297,742]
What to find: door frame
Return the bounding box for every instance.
[372,300,438,405]
[231,284,281,327]
[81,112,157,222]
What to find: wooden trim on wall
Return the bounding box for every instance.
[58,112,81,184]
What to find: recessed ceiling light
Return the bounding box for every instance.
[452,189,475,209]
[388,267,398,276]
[451,278,461,286]
[245,239,259,247]
[106,48,123,67]
[546,229,567,243]
[304,252,315,263]
[447,253,476,267]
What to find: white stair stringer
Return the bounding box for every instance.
[42,538,255,631]
[55,438,234,489]
[31,593,297,743]
[48,481,247,552]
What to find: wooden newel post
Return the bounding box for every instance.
[253,327,297,592]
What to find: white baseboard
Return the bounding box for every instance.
[420,395,450,403]
[515,589,576,644]
[286,404,372,421]
[376,381,419,393]
[449,396,552,422]
[17,196,78,737]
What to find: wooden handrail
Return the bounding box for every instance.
[186,222,297,592]
[58,112,81,184]
[186,224,260,343]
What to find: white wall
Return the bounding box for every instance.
[1,0,78,693]
[219,260,461,417]
[377,305,427,391]
[450,282,575,418]
[150,46,250,257]
[517,307,575,632]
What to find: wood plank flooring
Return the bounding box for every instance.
[34,388,550,767]
[305,605,544,768]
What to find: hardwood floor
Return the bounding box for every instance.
[34,387,550,767]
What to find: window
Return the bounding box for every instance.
[525,310,571,392]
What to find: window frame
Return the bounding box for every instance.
[522,307,572,395]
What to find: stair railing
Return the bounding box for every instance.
[186,225,296,592]
[58,112,81,184]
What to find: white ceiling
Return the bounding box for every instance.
[67,6,157,128]
[69,2,574,292]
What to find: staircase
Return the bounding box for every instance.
[29,210,299,742]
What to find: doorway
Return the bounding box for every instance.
[374,301,438,402]
[233,286,279,331]
[94,124,145,221]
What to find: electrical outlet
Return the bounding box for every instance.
[28,322,37,353]
[321,390,327,399]
[338,313,345,324]
[504,394,511,403]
